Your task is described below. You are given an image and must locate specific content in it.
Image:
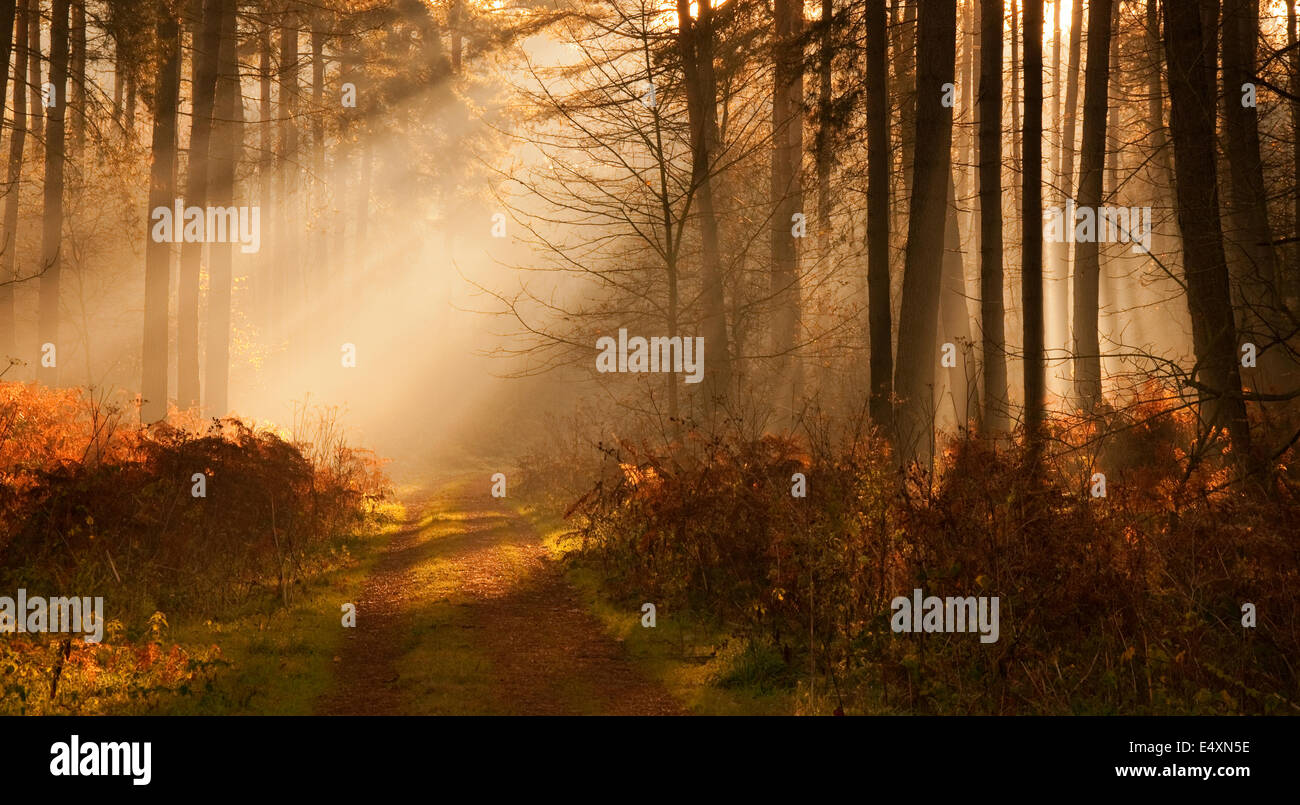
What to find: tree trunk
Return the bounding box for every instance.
[1051,0,1084,395]
[1023,0,1045,451]
[0,1,15,149]
[815,0,832,234]
[36,0,69,387]
[69,0,84,158]
[1105,0,1120,194]
[865,0,891,425]
[1071,0,1113,412]
[26,0,39,144]
[1221,0,1293,395]
[893,0,956,460]
[275,6,299,353]
[892,0,917,196]
[1161,0,1253,459]
[258,15,272,336]
[1,0,25,360]
[770,0,803,421]
[677,0,730,405]
[142,3,182,423]
[979,0,1006,431]
[204,0,241,417]
[1052,0,1062,168]
[1145,0,1177,231]
[311,12,326,339]
[941,171,975,427]
[177,0,222,412]
[1289,0,1298,312]
[449,0,462,73]
[1010,0,1020,178]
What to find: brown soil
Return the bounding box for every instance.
[318,480,680,715]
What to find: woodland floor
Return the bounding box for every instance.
[316,476,681,715]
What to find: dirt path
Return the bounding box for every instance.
[318,479,680,715]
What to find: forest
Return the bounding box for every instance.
[0,0,1297,718]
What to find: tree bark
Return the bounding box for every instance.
[1,0,25,360]
[941,171,975,426]
[770,0,804,420]
[865,0,891,425]
[26,0,39,144]
[892,0,917,196]
[142,2,182,423]
[1051,0,1084,394]
[258,14,272,336]
[36,0,69,387]
[677,0,731,405]
[177,0,222,412]
[1023,0,1045,452]
[204,0,241,417]
[893,0,956,459]
[69,0,84,158]
[1071,0,1113,411]
[1289,0,1299,312]
[1221,0,1293,395]
[275,5,299,352]
[1161,0,1253,459]
[979,0,1006,431]
[815,0,833,235]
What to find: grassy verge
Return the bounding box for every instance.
[152,502,406,715]
[0,503,403,716]
[518,500,795,715]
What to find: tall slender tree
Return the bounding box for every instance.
[204,0,241,416]
[1161,0,1253,459]
[0,0,26,360]
[177,0,222,411]
[1221,0,1293,394]
[36,0,70,387]
[865,0,891,425]
[1051,0,1084,393]
[979,0,1006,431]
[1072,0,1113,411]
[26,0,40,144]
[142,2,182,423]
[770,0,804,418]
[893,0,956,458]
[677,0,731,405]
[1022,0,1045,451]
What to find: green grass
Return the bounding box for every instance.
[520,501,795,715]
[150,503,406,715]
